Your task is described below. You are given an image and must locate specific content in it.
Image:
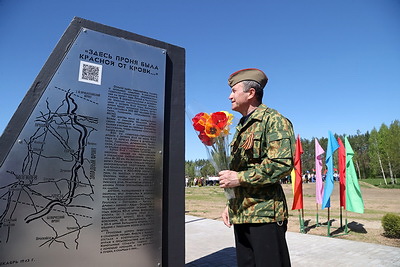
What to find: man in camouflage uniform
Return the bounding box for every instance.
[219,68,295,267]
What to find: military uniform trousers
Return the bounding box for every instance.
[233,221,291,267]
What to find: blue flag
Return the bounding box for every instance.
[322,131,340,209]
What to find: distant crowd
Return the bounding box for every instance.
[186,176,219,187]
[186,171,340,187]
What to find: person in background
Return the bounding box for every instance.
[219,68,295,267]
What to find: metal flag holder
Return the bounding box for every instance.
[316,207,350,237]
[298,209,305,233]
[315,203,322,227]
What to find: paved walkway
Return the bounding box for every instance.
[185,215,400,267]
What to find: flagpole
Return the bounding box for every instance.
[345,209,349,234]
[298,209,304,233]
[298,210,301,233]
[340,206,343,228]
[327,207,331,237]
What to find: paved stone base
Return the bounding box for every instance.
[185,215,400,267]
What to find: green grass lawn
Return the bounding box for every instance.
[362,178,400,189]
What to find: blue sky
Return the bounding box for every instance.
[0,0,399,161]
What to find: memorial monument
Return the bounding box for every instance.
[0,17,185,267]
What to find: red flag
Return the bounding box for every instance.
[292,135,304,210]
[337,137,346,207]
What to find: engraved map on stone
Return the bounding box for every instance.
[0,86,98,249]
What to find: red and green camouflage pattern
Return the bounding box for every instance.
[228,104,295,224]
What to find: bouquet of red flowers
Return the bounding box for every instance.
[192,111,235,199]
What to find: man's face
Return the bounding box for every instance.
[228,82,250,114]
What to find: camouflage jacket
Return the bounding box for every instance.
[228,104,295,224]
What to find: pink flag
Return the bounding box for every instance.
[337,138,346,208]
[315,138,325,204]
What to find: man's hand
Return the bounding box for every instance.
[218,170,240,188]
[221,206,231,228]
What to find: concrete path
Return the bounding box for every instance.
[185,215,400,267]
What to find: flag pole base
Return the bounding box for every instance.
[324,219,351,237]
[315,204,321,227]
[298,210,305,234]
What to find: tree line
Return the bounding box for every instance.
[185,120,399,185]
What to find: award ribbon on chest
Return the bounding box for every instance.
[241,132,254,150]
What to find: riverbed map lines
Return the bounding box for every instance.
[0,88,98,249]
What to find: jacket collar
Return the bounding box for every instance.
[237,104,268,130]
